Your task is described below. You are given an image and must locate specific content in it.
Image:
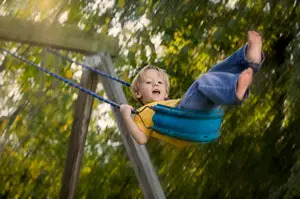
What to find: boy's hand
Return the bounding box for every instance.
[120,104,148,144]
[120,104,134,118]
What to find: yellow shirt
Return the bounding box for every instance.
[133,99,193,147]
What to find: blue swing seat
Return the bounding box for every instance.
[151,104,224,143]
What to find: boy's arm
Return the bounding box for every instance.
[120,104,149,144]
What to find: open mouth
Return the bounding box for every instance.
[152,90,161,95]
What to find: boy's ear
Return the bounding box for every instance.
[164,94,168,100]
[134,92,142,99]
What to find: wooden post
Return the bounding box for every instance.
[59,57,98,199]
[94,53,166,199]
[0,16,119,55]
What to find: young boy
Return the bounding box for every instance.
[120,31,263,145]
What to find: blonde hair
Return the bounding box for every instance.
[131,65,170,101]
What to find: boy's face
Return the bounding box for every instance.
[135,69,168,105]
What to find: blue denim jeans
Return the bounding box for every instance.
[177,44,263,111]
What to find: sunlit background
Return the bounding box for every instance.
[0,0,299,198]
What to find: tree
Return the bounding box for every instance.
[0,0,299,198]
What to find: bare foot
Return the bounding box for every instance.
[246,31,262,64]
[236,68,253,100]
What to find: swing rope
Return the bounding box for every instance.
[46,48,131,87]
[0,47,137,114]
[1,47,224,143]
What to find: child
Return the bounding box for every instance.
[120,31,264,146]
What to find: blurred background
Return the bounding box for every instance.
[0,0,299,198]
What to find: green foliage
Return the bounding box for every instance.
[0,0,300,198]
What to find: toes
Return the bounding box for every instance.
[246,67,254,74]
[248,31,261,41]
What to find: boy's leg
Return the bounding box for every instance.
[207,45,249,74]
[178,72,241,111]
[178,67,256,110]
[178,31,263,111]
[208,31,264,74]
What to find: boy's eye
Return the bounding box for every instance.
[158,81,163,84]
[146,81,151,84]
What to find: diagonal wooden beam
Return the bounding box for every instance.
[0,16,119,55]
[97,53,166,199]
